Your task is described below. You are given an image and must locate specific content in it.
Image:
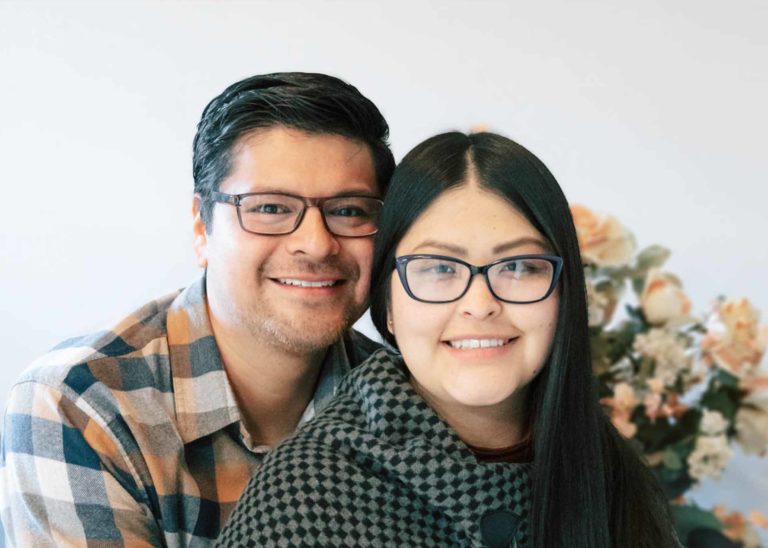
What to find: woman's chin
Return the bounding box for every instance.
[444,383,517,409]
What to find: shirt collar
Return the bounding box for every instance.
[167,274,353,445]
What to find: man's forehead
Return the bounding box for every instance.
[222,126,378,196]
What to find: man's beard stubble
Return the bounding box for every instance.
[245,256,366,355]
[247,299,360,356]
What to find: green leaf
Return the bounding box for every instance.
[625,305,648,327]
[663,448,683,471]
[632,276,646,297]
[670,504,724,545]
[659,463,684,483]
[593,279,616,292]
[665,272,684,287]
[656,464,695,499]
[716,369,740,389]
[636,245,671,271]
[700,383,741,423]
[633,408,700,453]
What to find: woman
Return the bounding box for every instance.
[217,132,678,547]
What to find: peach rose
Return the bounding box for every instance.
[640,269,691,325]
[748,510,768,530]
[714,506,764,548]
[642,379,689,421]
[644,392,663,420]
[701,298,767,378]
[571,205,636,267]
[586,280,618,327]
[600,382,638,438]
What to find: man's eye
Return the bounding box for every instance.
[247,203,291,214]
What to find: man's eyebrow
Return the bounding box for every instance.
[330,188,381,198]
[231,185,380,198]
[411,237,551,256]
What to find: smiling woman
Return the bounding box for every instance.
[217,132,680,547]
[386,185,561,443]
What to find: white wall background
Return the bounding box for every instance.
[1,0,766,540]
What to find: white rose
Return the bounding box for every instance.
[700,409,728,436]
[735,394,768,455]
[687,434,732,481]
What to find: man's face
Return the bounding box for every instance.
[193,126,379,355]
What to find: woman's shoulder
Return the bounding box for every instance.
[254,347,407,466]
[342,345,406,385]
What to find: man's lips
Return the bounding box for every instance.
[273,277,342,288]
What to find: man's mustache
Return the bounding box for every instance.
[263,258,360,280]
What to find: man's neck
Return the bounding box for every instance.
[212,320,329,448]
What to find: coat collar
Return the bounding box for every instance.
[167,275,354,445]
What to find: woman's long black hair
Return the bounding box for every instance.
[369,132,676,547]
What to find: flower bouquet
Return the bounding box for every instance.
[572,205,768,547]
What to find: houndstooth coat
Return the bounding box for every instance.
[217,347,533,547]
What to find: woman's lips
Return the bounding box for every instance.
[444,337,515,350]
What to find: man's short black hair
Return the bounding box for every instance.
[193,72,395,230]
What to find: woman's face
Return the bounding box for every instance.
[389,185,559,417]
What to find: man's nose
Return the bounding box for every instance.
[284,206,341,258]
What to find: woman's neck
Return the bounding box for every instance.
[410,376,529,449]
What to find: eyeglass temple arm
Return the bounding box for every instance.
[209,191,240,206]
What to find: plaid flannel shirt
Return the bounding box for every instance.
[0,276,380,547]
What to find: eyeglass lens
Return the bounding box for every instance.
[404,256,556,303]
[237,194,381,236]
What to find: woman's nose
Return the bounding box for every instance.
[458,274,502,319]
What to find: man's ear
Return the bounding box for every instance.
[192,195,209,268]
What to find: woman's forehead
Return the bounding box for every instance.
[396,186,547,258]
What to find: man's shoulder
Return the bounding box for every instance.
[16,288,184,400]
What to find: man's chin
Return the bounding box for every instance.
[256,309,358,355]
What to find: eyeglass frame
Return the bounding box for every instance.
[209,190,384,237]
[394,253,564,304]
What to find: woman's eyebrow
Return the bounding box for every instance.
[411,240,467,255]
[411,237,550,256]
[492,237,550,254]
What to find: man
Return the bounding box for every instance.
[0,73,395,546]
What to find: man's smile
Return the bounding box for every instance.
[275,278,340,288]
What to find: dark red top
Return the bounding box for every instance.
[466,434,534,464]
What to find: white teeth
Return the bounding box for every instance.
[447,338,509,349]
[277,278,336,288]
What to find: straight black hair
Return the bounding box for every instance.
[370,132,676,547]
[193,72,395,230]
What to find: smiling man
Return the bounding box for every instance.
[0,73,394,546]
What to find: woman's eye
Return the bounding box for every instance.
[328,206,366,218]
[501,260,546,275]
[420,263,456,275]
